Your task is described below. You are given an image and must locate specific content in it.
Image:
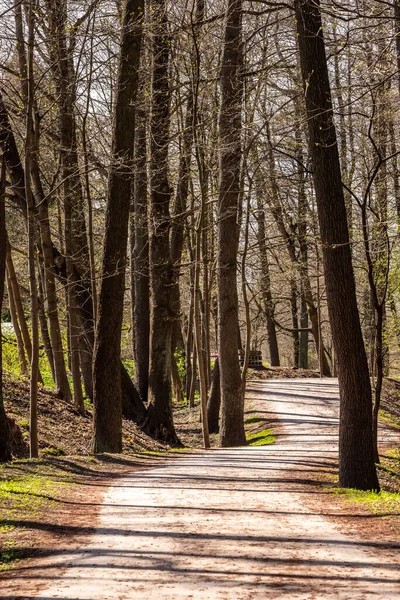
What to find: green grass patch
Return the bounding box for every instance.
[379,409,400,431]
[0,469,67,571]
[246,428,275,446]
[0,474,60,515]
[331,487,400,514]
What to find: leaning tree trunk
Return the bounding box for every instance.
[295,0,379,491]
[217,0,246,447]
[0,157,12,463]
[93,0,145,453]
[145,0,179,443]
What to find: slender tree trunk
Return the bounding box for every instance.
[194,211,210,448]
[37,262,55,383]
[46,0,94,403]
[290,279,300,368]
[169,0,206,400]
[93,0,145,453]
[255,190,280,366]
[299,287,309,369]
[0,156,12,463]
[241,191,251,389]
[218,0,246,447]
[185,276,195,406]
[133,109,150,403]
[295,0,379,491]
[296,112,309,369]
[145,0,179,443]
[37,197,71,400]
[25,0,39,459]
[185,224,196,406]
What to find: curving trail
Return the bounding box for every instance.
[3,379,400,599]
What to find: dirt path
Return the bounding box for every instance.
[3,379,400,599]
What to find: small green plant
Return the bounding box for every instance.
[332,487,400,514]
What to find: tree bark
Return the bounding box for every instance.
[93,0,145,453]
[207,358,221,434]
[0,156,12,463]
[25,0,39,458]
[255,189,280,366]
[217,0,246,447]
[133,109,150,403]
[145,0,179,443]
[46,0,94,404]
[295,0,379,491]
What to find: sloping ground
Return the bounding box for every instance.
[2,374,168,457]
[1,379,399,599]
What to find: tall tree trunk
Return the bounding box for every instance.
[169,1,206,401]
[25,0,39,459]
[37,196,71,400]
[133,109,150,403]
[93,0,145,453]
[255,189,280,366]
[295,0,379,491]
[218,0,246,447]
[46,0,94,402]
[37,262,55,383]
[296,111,309,369]
[290,279,300,367]
[15,0,69,399]
[145,0,179,443]
[299,286,309,369]
[0,156,12,463]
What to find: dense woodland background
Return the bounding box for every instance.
[1,0,399,491]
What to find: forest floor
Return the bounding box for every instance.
[0,375,399,598]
